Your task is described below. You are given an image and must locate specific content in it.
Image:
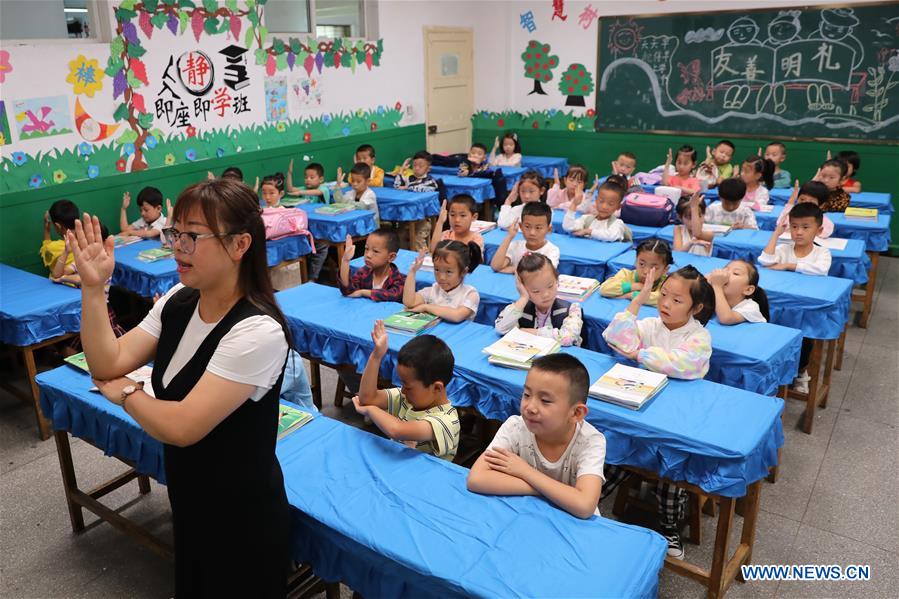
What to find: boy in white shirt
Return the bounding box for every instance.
[119,187,166,239]
[562,179,632,241]
[705,178,757,230]
[335,162,379,225]
[491,202,560,272]
[758,202,831,276]
[467,353,605,519]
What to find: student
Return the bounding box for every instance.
[489,132,522,167]
[777,180,835,238]
[547,164,594,210]
[764,142,792,189]
[430,195,484,253]
[661,145,701,197]
[492,202,560,273]
[120,186,166,239]
[814,158,851,212]
[467,353,605,519]
[286,160,331,203]
[836,150,861,193]
[355,144,384,187]
[335,162,379,225]
[221,166,244,181]
[458,142,490,176]
[711,139,735,183]
[759,203,831,393]
[352,320,460,461]
[404,241,481,322]
[740,155,774,208]
[338,229,406,302]
[494,253,583,347]
[41,199,79,274]
[280,351,317,413]
[498,170,546,229]
[259,173,286,208]
[673,193,713,256]
[707,260,770,324]
[600,239,673,306]
[611,151,641,192]
[393,150,439,193]
[705,178,758,229]
[561,179,631,242]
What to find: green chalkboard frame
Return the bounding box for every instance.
[594,1,899,145]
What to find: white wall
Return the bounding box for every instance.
[0,0,68,40]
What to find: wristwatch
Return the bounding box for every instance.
[120,381,145,411]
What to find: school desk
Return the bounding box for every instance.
[481,228,632,282]
[353,251,800,397]
[372,186,441,249]
[550,208,661,242]
[648,186,894,215]
[520,155,569,179]
[751,206,891,253]
[278,284,783,596]
[112,237,314,297]
[609,249,851,434]
[429,164,527,191]
[296,203,377,242]
[0,264,81,438]
[36,365,668,598]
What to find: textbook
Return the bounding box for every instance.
[384,311,441,335]
[702,223,732,235]
[277,405,314,440]
[280,197,312,207]
[315,203,355,215]
[420,255,434,271]
[588,364,667,410]
[470,220,497,234]
[557,275,600,301]
[137,247,174,262]
[69,356,157,398]
[64,352,90,373]
[844,207,877,221]
[113,235,142,247]
[483,328,560,370]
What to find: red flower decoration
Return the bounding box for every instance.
[303,132,312,143]
[395,101,402,111]
[497,118,505,127]
[186,126,197,138]
[532,121,539,129]
[116,158,127,172]
[370,122,378,131]
[586,108,596,118]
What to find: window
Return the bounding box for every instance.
[314,0,364,38]
[316,25,351,38]
[265,0,371,38]
[0,0,107,42]
[264,0,311,34]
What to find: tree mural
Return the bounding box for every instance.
[558,63,594,106]
[109,0,384,171]
[521,40,559,95]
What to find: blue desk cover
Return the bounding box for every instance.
[655,226,871,285]
[520,155,569,179]
[482,228,631,282]
[37,364,667,598]
[429,165,526,191]
[609,250,852,341]
[435,175,496,203]
[752,206,891,252]
[373,187,441,223]
[297,204,377,243]
[768,188,893,214]
[550,209,660,242]
[356,250,799,395]
[277,284,785,497]
[0,263,81,346]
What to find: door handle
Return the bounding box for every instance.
[428,125,438,134]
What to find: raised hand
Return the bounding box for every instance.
[786,179,800,208]
[436,199,448,224]
[402,157,411,171]
[507,218,520,237]
[826,150,832,160]
[68,213,115,289]
[689,191,704,206]
[665,148,673,166]
[610,160,618,175]
[288,158,294,176]
[371,319,389,358]
[207,171,215,180]
[121,191,131,209]
[505,180,519,206]
[336,167,345,184]
[638,267,658,301]
[553,168,560,188]
[757,146,762,157]
[341,234,355,264]
[493,136,500,150]
[410,248,426,272]
[812,168,822,182]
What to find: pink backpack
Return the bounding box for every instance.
[620,192,676,227]
[261,207,315,250]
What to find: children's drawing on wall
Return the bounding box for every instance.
[13,96,73,140]
[264,76,288,122]
[559,63,594,106]
[288,73,323,115]
[0,101,11,146]
[521,40,559,95]
[597,6,899,139]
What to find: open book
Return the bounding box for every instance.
[470,220,497,234]
[557,275,600,301]
[315,203,355,215]
[277,405,314,440]
[589,363,667,410]
[483,328,560,370]
[137,247,174,262]
[113,235,142,247]
[384,310,441,336]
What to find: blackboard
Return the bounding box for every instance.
[595,3,899,142]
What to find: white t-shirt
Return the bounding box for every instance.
[497,204,524,230]
[758,242,832,276]
[678,225,712,256]
[562,211,631,242]
[419,282,480,320]
[732,298,766,323]
[131,214,166,232]
[706,202,757,229]
[506,239,560,268]
[139,284,289,401]
[492,153,522,167]
[490,416,607,489]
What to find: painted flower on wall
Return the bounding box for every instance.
[11,152,27,166]
[53,170,67,184]
[145,135,158,149]
[0,50,13,83]
[116,158,127,172]
[341,127,350,137]
[586,108,596,118]
[276,122,287,133]
[65,55,105,97]
[185,149,197,161]
[78,142,93,156]
[322,113,333,126]
[164,153,176,165]
[29,174,43,188]
[303,132,312,143]
[497,119,506,127]
[87,165,100,179]
[123,143,135,156]
[567,122,576,131]
[186,126,197,138]
[394,102,402,111]
[216,147,226,158]
[370,123,378,131]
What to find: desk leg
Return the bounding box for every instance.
[859,251,878,329]
[835,327,847,371]
[706,497,735,599]
[735,481,762,584]
[801,341,823,434]
[54,431,85,532]
[820,339,836,409]
[300,257,309,283]
[23,347,51,440]
[408,221,417,251]
[309,358,322,410]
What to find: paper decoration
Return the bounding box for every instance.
[74,98,120,142]
[13,96,73,140]
[66,55,106,97]
[521,41,559,96]
[559,64,595,106]
[287,72,323,116]
[0,101,11,146]
[264,76,288,122]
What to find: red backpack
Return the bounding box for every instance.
[261,207,315,250]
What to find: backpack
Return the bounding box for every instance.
[261,207,315,251]
[620,192,676,227]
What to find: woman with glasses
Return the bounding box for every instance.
[67,179,291,597]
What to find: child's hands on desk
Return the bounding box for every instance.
[483,447,533,480]
[573,228,592,237]
[68,213,115,289]
[609,343,639,361]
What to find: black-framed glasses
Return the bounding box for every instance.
[162,227,231,255]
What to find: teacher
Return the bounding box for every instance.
[70,179,291,597]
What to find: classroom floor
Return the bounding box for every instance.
[2,257,897,599]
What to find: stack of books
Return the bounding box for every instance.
[470,220,497,234]
[588,364,667,410]
[66,352,156,397]
[383,310,441,336]
[315,203,355,215]
[113,235,142,247]
[702,223,733,235]
[843,207,877,221]
[557,275,600,301]
[483,328,560,370]
[137,247,173,262]
[277,405,314,440]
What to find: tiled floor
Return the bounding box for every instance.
[2,257,896,598]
